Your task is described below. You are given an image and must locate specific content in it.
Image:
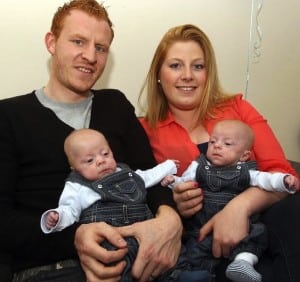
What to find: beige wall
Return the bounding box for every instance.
[246,0,300,161]
[1,0,299,161]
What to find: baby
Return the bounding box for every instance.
[162,119,299,282]
[41,128,178,232]
[41,128,210,282]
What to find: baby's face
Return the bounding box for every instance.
[71,134,117,181]
[207,124,249,167]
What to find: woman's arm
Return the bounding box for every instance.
[199,187,286,258]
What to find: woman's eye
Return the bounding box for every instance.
[194,64,205,70]
[169,63,181,69]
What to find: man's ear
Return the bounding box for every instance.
[240,150,252,162]
[45,32,56,55]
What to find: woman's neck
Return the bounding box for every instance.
[170,107,209,144]
[170,107,198,131]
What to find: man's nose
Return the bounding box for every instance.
[82,44,97,64]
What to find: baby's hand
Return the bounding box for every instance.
[161,175,175,187]
[46,211,59,229]
[284,175,300,192]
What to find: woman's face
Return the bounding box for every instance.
[159,41,207,111]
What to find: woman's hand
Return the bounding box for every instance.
[199,187,282,258]
[199,202,249,258]
[173,181,204,217]
[117,205,183,282]
[74,222,128,282]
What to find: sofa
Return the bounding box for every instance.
[289,160,300,175]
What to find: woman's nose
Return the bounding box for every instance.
[181,67,193,81]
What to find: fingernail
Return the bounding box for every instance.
[118,238,126,244]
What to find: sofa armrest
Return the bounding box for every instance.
[289,160,300,175]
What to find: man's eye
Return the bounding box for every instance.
[95,45,107,53]
[72,39,83,46]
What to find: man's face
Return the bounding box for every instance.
[47,10,112,96]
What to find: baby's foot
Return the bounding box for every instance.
[225,259,261,282]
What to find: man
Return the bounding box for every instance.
[0,1,182,281]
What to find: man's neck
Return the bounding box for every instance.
[44,82,90,103]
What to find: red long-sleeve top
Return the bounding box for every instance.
[140,94,298,177]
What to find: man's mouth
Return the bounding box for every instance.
[77,67,93,73]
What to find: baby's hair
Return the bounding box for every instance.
[64,128,106,165]
[214,120,254,150]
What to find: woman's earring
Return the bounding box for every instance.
[157,79,161,84]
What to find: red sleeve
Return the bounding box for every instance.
[233,95,298,176]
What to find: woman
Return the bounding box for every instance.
[139,24,299,281]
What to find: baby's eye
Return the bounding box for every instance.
[86,158,94,164]
[101,150,110,157]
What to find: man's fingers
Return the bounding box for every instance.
[117,224,136,239]
[84,260,125,282]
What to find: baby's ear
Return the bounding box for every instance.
[240,150,252,162]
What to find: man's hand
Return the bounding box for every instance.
[75,222,128,282]
[118,205,182,282]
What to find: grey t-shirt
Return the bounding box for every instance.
[35,88,93,129]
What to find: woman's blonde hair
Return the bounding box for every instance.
[139,24,234,128]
